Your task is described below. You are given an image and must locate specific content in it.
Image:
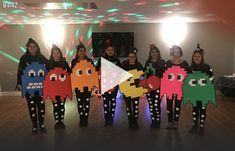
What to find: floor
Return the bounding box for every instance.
[0,94,235,151]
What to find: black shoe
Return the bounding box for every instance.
[189,125,198,134]
[39,124,47,133]
[104,119,109,127]
[165,122,174,129]
[54,123,60,130]
[128,119,133,129]
[83,119,88,127]
[133,120,139,129]
[109,119,113,126]
[151,121,160,129]
[79,120,84,128]
[199,127,204,136]
[60,122,66,129]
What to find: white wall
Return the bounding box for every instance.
[0,22,234,91]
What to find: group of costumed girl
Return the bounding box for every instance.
[16,38,216,136]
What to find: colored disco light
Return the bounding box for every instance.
[75,29,79,39]
[69,50,74,57]
[160,3,178,7]
[20,46,26,53]
[76,7,85,11]
[87,25,93,40]
[135,2,146,5]
[0,50,19,63]
[11,9,24,14]
[107,8,119,13]
[63,2,73,9]
[97,15,104,18]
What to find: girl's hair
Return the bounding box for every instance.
[170,45,183,56]
[191,43,205,67]
[49,44,64,61]
[148,44,161,61]
[128,47,138,64]
[25,38,41,56]
[75,41,86,58]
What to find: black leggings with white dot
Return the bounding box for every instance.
[192,101,207,128]
[124,96,140,120]
[75,90,91,120]
[166,95,182,122]
[26,94,45,127]
[52,96,66,124]
[146,89,161,123]
[103,88,118,121]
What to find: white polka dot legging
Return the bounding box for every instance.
[124,96,140,121]
[52,97,66,124]
[75,90,91,121]
[146,89,161,123]
[26,94,45,128]
[166,95,182,122]
[192,101,207,128]
[103,88,118,122]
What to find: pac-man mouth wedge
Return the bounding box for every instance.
[183,71,216,107]
[71,60,99,93]
[160,66,187,100]
[119,69,147,98]
[21,62,47,97]
[43,67,72,101]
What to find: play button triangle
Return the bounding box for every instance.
[100,57,133,94]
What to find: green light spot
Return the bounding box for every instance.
[0,50,19,63]
[94,60,98,65]
[89,48,93,53]
[97,15,104,18]
[75,29,79,39]
[0,13,7,16]
[69,50,74,57]
[4,19,10,23]
[87,25,93,39]
[160,3,175,7]
[76,7,85,11]
[20,46,26,53]
[118,0,128,2]
[127,13,136,16]
[12,9,24,14]
[63,2,73,9]
[75,13,80,15]
[107,8,119,13]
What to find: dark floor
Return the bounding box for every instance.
[0,93,235,151]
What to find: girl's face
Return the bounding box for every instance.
[150,49,159,60]
[78,47,86,59]
[105,46,115,56]
[52,49,61,61]
[172,48,181,59]
[128,53,136,64]
[28,43,37,56]
[193,52,202,65]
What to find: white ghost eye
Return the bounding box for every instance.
[59,74,66,81]
[189,79,197,86]
[177,74,184,81]
[28,69,36,77]
[168,73,175,81]
[50,74,57,81]
[86,68,91,76]
[76,69,82,76]
[38,69,45,77]
[198,78,207,86]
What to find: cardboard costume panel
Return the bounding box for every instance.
[21,62,47,97]
[183,71,216,107]
[119,69,147,98]
[43,67,72,101]
[160,66,187,100]
[71,60,99,93]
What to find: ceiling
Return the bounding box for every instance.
[0,0,235,27]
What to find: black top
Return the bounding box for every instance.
[48,59,71,74]
[96,55,122,71]
[144,59,166,78]
[188,64,214,83]
[71,56,94,70]
[17,54,48,86]
[166,60,189,71]
[122,60,143,71]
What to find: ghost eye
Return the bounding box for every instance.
[28,70,36,77]
[177,74,184,81]
[38,69,45,77]
[76,69,82,76]
[86,68,91,76]
[189,79,197,86]
[50,74,57,81]
[198,78,207,86]
[59,74,66,81]
[168,73,175,81]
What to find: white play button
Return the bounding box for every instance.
[100,57,133,94]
